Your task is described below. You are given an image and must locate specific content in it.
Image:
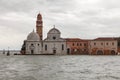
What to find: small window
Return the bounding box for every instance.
[38,44,39,46]
[73,43,74,46]
[112,42,114,46]
[45,45,47,51]
[84,43,86,46]
[106,43,108,45]
[62,44,64,50]
[94,43,96,45]
[101,43,103,45]
[84,49,86,51]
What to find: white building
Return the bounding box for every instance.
[24,27,67,55]
[25,30,42,54]
[43,27,67,55]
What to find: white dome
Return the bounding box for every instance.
[48,27,61,34]
[27,30,40,41]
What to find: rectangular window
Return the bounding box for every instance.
[101,43,103,45]
[45,45,47,51]
[73,43,74,46]
[84,43,86,46]
[62,44,64,50]
[112,42,114,46]
[94,43,96,45]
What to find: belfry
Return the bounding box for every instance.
[36,13,43,40]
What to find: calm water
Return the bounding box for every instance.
[0,54,120,80]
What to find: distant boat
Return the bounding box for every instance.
[6,50,10,56]
[3,50,5,54]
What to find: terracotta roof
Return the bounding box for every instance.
[114,37,120,40]
[94,37,116,41]
[65,38,89,42]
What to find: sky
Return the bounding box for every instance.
[0,0,120,50]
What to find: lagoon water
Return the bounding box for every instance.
[0,54,120,80]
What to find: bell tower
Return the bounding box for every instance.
[36,13,43,40]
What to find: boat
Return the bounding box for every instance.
[6,50,10,56]
[3,50,5,54]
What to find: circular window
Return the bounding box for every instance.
[53,36,56,40]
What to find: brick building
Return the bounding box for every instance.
[89,37,118,55]
[65,38,89,55]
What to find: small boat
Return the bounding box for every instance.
[6,50,10,56]
[3,50,5,54]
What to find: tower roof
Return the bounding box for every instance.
[37,13,42,19]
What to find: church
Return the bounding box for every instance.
[21,13,67,55]
[21,13,118,55]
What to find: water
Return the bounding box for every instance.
[0,54,120,80]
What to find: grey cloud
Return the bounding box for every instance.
[100,0,120,9]
[0,0,120,49]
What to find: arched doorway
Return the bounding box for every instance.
[31,50,34,54]
[53,47,57,55]
[111,50,116,55]
[30,44,35,54]
[53,50,56,54]
[97,50,103,55]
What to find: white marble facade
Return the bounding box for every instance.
[25,28,67,55]
[25,30,42,54]
[43,27,67,55]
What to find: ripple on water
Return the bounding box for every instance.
[95,75,120,80]
[0,55,120,80]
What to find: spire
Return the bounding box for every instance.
[37,13,42,20]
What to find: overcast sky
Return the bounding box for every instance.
[0,0,120,50]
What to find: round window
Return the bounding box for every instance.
[53,36,56,40]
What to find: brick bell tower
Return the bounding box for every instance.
[36,13,43,40]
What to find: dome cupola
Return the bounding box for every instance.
[27,30,40,41]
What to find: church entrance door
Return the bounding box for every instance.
[53,50,56,54]
[31,50,34,54]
